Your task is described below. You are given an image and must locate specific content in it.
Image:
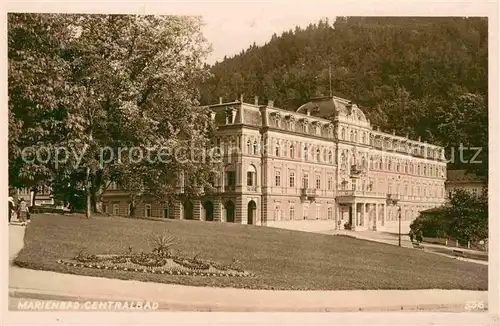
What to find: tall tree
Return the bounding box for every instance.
[9,13,216,217]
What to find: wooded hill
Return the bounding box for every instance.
[200,17,488,177]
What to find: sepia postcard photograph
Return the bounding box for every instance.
[2,1,499,325]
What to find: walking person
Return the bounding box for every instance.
[17,198,28,226]
[409,230,414,243]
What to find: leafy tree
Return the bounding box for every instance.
[410,188,488,243]
[9,13,216,218]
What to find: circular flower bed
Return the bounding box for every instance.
[130,254,166,267]
[58,253,254,278]
[172,258,209,271]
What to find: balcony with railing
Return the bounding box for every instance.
[350,164,366,178]
[300,188,317,202]
[336,190,386,198]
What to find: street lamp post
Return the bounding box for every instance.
[387,194,402,247]
[398,206,402,247]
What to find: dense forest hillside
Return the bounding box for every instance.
[200,17,488,177]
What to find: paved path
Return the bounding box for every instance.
[8,225,487,312]
[267,221,487,265]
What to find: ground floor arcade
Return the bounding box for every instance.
[101,194,442,234]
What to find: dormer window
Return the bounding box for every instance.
[225,108,235,124]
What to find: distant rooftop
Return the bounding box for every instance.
[446,169,484,182]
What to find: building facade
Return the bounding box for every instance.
[445,169,485,198]
[102,96,447,233]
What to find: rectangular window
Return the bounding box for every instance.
[327,207,333,219]
[145,204,152,217]
[226,171,236,186]
[163,208,169,218]
[289,171,295,188]
[289,205,295,220]
[316,174,321,190]
[327,175,333,190]
[247,172,253,186]
[275,170,281,187]
[302,172,309,189]
[303,205,308,220]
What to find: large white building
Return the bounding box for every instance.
[102,95,447,233]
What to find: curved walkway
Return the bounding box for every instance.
[8,225,487,312]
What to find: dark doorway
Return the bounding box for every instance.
[204,200,214,221]
[225,200,235,223]
[183,200,193,220]
[163,208,169,219]
[247,200,257,224]
[348,206,353,227]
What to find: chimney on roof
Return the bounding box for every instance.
[268,100,274,107]
[219,97,222,104]
[254,96,259,105]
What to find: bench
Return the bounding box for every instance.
[453,250,464,257]
[412,243,424,249]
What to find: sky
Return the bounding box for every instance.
[200,2,336,64]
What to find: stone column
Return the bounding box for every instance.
[335,205,341,230]
[375,203,379,230]
[173,200,183,220]
[362,203,367,228]
[214,199,222,222]
[237,196,247,224]
[193,200,202,221]
[382,203,386,226]
[352,202,357,231]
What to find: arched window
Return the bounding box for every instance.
[354,130,358,142]
[404,162,408,173]
[290,144,295,158]
[289,205,295,220]
[341,128,345,140]
[316,148,321,161]
[303,145,308,161]
[328,150,333,163]
[362,132,366,144]
[361,156,366,168]
[246,140,251,154]
[253,141,258,155]
[323,149,327,162]
[387,159,392,171]
[423,165,427,176]
[275,141,280,157]
[350,130,354,142]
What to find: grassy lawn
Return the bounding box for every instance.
[14,214,488,291]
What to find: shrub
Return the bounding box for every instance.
[148,231,176,257]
